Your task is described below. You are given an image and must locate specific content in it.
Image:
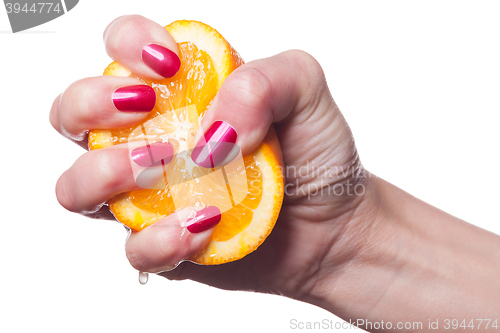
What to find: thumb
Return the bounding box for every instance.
[191,50,331,167]
[125,206,221,273]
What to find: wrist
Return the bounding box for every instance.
[301,175,500,331]
[296,174,389,314]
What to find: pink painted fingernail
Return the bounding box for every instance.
[112,85,156,112]
[131,142,174,167]
[185,206,221,233]
[142,44,181,78]
[191,121,237,168]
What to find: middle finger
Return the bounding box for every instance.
[50,76,155,143]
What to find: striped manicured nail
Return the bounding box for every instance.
[191,121,237,168]
[185,206,221,233]
[131,142,174,167]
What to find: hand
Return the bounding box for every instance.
[51,14,368,298]
[52,15,500,332]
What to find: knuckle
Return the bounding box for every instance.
[103,15,126,41]
[49,95,61,131]
[283,50,330,103]
[62,77,119,129]
[105,16,132,55]
[61,79,92,124]
[152,228,176,263]
[285,49,324,75]
[92,150,125,191]
[126,243,149,272]
[284,49,326,87]
[105,15,149,57]
[224,67,272,111]
[92,148,134,194]
[55,172,78,213]
[125,228,176,273]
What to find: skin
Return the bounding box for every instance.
[51,15,500,332]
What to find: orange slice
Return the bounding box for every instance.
[89,20,284,265]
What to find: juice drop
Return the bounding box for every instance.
[138,271,149,285]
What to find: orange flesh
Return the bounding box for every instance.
[212,155,262,241]
[90,41,264,241]
[89,42,217,148]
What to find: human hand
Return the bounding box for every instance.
[52,15,500,331]
[51,14,369,299]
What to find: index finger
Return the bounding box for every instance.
[104,15,181,80]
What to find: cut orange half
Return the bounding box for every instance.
[89,20,284,265]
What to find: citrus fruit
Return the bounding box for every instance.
[89,20,284,265]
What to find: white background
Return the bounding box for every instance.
[1,1,499,332]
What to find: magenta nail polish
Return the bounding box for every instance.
[191,121,237,168]
[142,44,181,78]
[131,142,174,167]
[186,206,221,233]
[112,85,156,112]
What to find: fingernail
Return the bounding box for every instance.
[131,142,175,167]
[112,85,156,112]
[142,43,181,78]
[191,121,237,168]
[185,206,221,233]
